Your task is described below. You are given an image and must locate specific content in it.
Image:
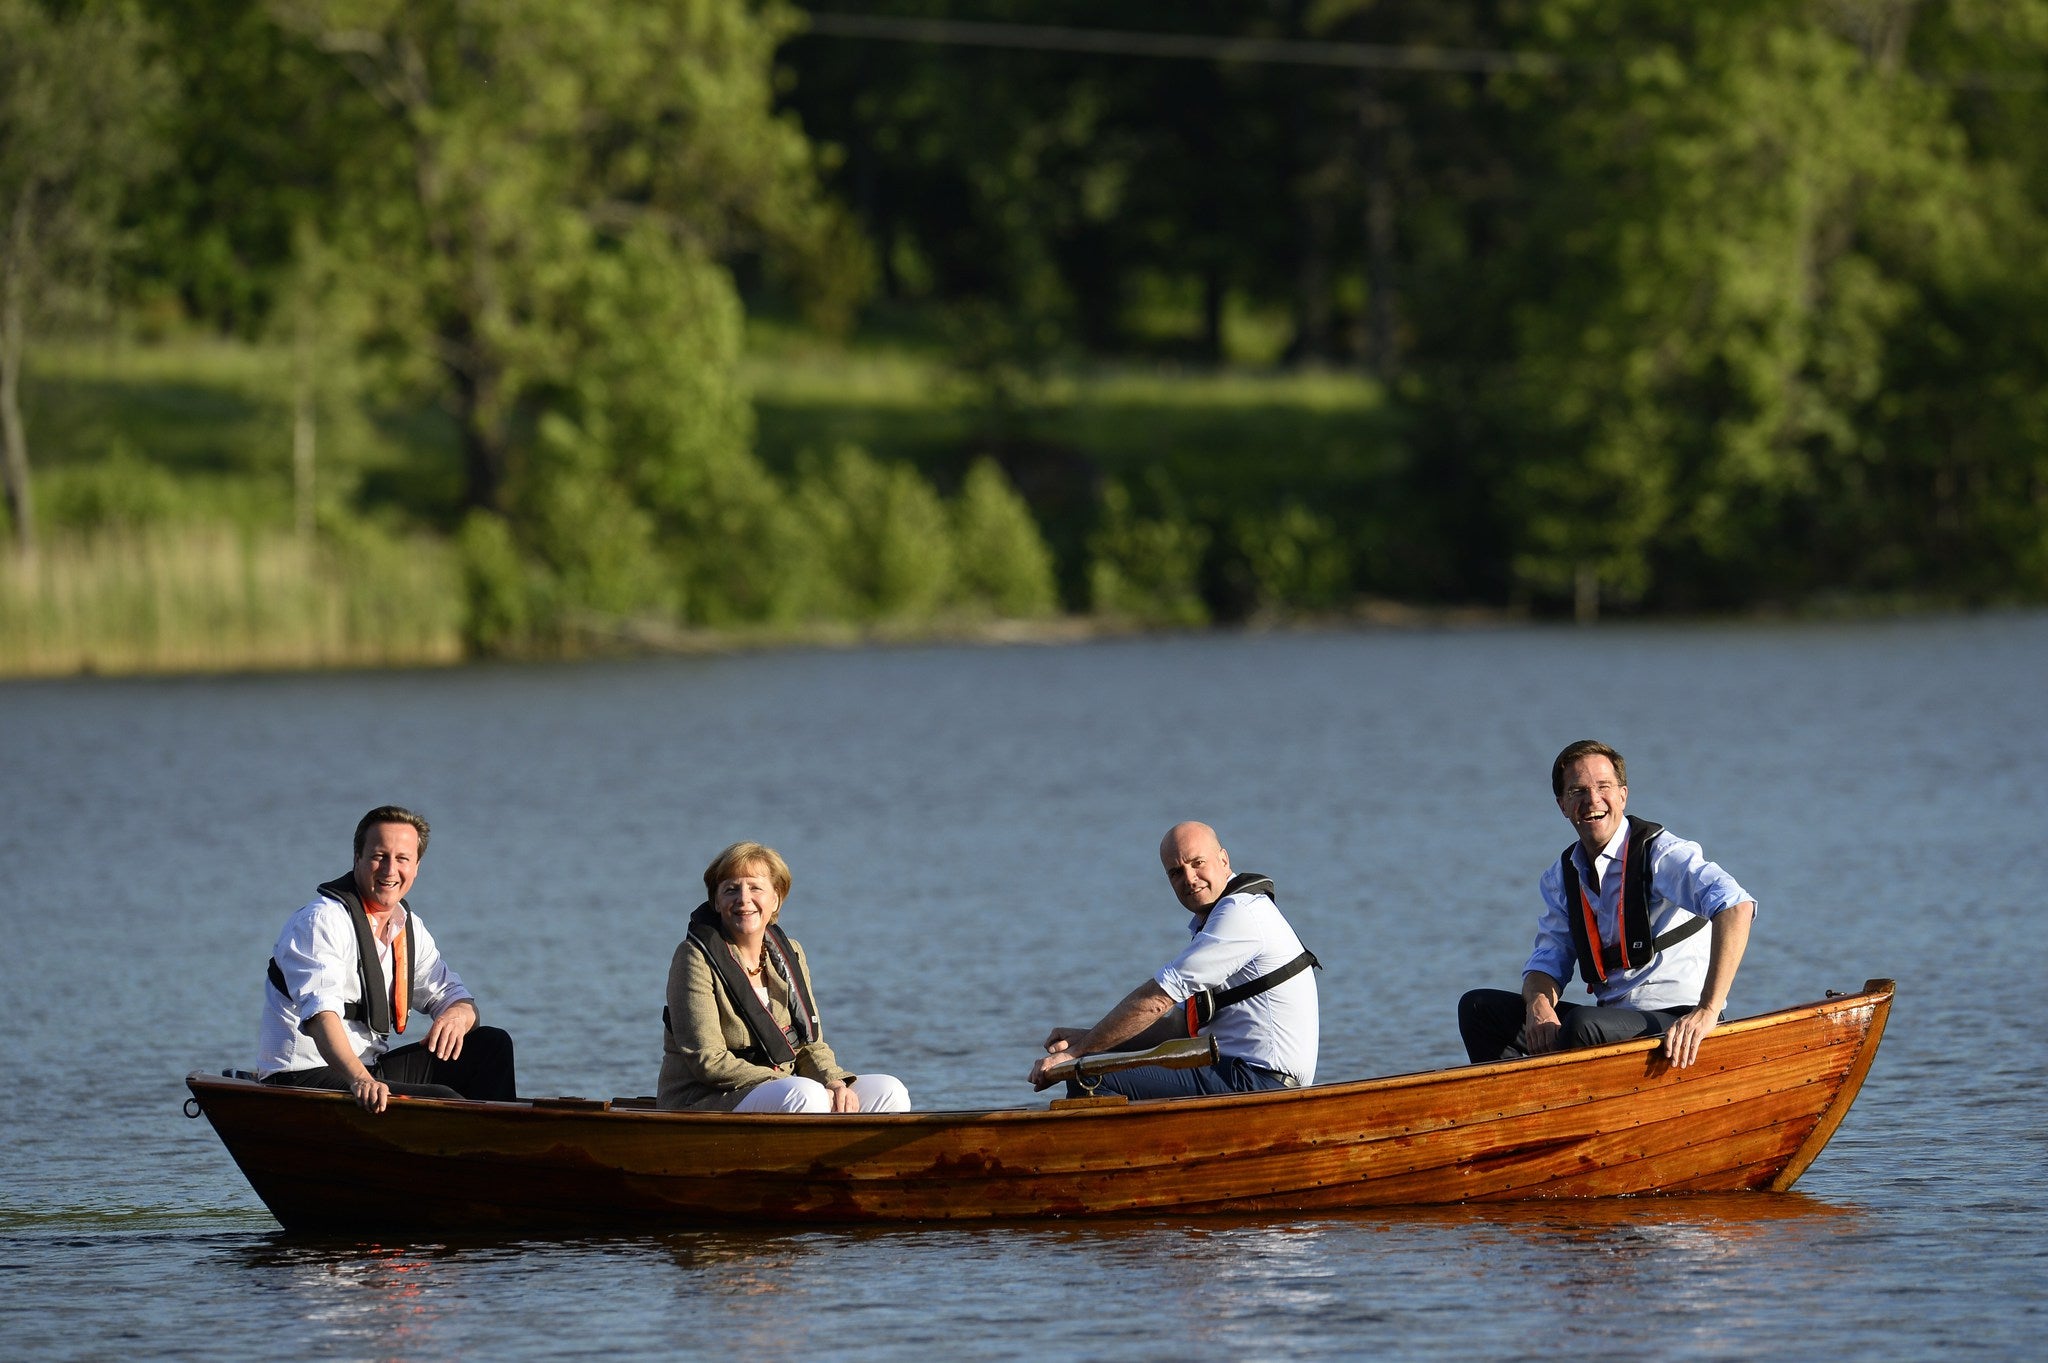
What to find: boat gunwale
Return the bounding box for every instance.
[186,979,1895,1129]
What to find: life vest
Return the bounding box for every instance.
[664,904,823,1069]
[265,873,420,1037]
[1181,871,1321,1037]
[1560,815,1706,989]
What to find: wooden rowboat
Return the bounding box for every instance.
[185,979,1892,1233]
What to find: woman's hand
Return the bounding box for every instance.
[825,1080,860,1113]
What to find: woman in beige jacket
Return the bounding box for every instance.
[657,840,910,1113]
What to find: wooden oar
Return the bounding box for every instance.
[1042,1035,1219,1087]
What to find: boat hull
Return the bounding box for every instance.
[187,980,1892,1232]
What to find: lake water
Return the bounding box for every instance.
[3,615,2044,1360]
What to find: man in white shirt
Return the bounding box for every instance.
[257,806,516,1112]
[1028,821,1319,1099]
[1458,740,1757,1069]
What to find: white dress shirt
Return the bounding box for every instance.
[1154,887,1319,1084]
[256,895,474,1077]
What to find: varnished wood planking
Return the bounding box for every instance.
[189,981,1894,1229]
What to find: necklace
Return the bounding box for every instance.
[728,942,764,978]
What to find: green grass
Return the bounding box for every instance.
[20,335,462,533]
[744,328,1405,606]
[1,325,1408,674]
[28,328,1404,537]
[745,327,1401,499]
[0,525,462,677]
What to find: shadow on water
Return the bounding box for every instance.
[0,1205,272,1234]
[218,1189,1864,1272]
[161,1193,1873,1358]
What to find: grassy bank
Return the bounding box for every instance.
[743,324,1405,611]
[1,330,1406,677]
[0,526,462,677]
[746,323,1399,510]
[19,336,460,533]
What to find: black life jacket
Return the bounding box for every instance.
[1560,815,1706,988]
[664,904,823,1068]
[1181,871,1322,1036]
[265,873,420,1037]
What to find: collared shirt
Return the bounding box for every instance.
[1526,823,1755,1011]
[256,895,474,1077]
[1154,887,1319,1085]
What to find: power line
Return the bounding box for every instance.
[796,10,2047,91]
[799,12,1562,77]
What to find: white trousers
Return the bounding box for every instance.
[734,1073,911,1113]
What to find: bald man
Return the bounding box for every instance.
[1028,822,1319,1099]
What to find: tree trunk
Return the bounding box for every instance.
[1358,73,1399,383]
[1575,562,1600,625]
[291,310,317,541]
[1293,195,1334,364]
[447,327,510,513]
[1282,0,1331,364]
[1,202,36,558]
[1201,264,1226,363]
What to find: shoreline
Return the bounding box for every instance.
[5,595,2031,683]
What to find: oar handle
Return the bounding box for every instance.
[1042,1035,1219,1085]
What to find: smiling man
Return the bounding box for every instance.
[256,806,516,1112]
[1458,741,1757,1068]
[1028,821,1319,1099]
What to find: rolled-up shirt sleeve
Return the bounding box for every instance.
[1154,899,1262,1003]
[275,904,361,1030]
[1650,835,1754,920]
[1522,861,1579,987]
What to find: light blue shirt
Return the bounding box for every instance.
[1526,823,1755,1011]
[1154,887,1319,1084]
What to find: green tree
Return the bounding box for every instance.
[263,0,863,627]
[1233,504,1351,615]
[789,444,957,621]
[133,0,371,331]
[0,0,170,555]
[1837,0,2048,602]
[1403,0,2041,614]
[1088,479,1210,625]
[951,457,1058,617]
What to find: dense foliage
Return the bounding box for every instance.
[785,0,2048,616]
[2,0,2044,663]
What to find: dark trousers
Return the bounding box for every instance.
[1457,989,1690,1063]
[1067,1055,1297,1101]
[263,1025,518,1101]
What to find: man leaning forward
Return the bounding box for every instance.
[1029,821,1319,1100]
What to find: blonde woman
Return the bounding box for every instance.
[657,841,910,1113]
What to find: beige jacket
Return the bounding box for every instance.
[657,930,852,1111]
